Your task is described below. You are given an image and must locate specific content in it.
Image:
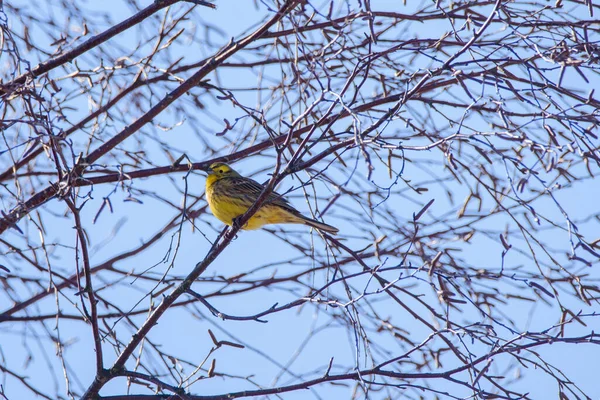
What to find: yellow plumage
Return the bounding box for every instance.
[204,162,338,234]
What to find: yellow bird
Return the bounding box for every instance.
[204,162,338,234]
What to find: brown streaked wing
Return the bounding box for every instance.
[225,177,295,210]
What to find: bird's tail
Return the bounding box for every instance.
[301,216,339,234]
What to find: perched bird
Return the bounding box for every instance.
[204,162,338,234]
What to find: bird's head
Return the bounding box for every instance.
[205,162,241,180]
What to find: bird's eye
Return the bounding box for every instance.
[219,169,223,173]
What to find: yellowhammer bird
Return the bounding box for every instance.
[204,162,338,234]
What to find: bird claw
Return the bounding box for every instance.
[231,216,243,230]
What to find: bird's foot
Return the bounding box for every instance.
[231,216,243,234]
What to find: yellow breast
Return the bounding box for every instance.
[206,178,241,226]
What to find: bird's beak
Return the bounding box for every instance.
[199,164,211,175]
